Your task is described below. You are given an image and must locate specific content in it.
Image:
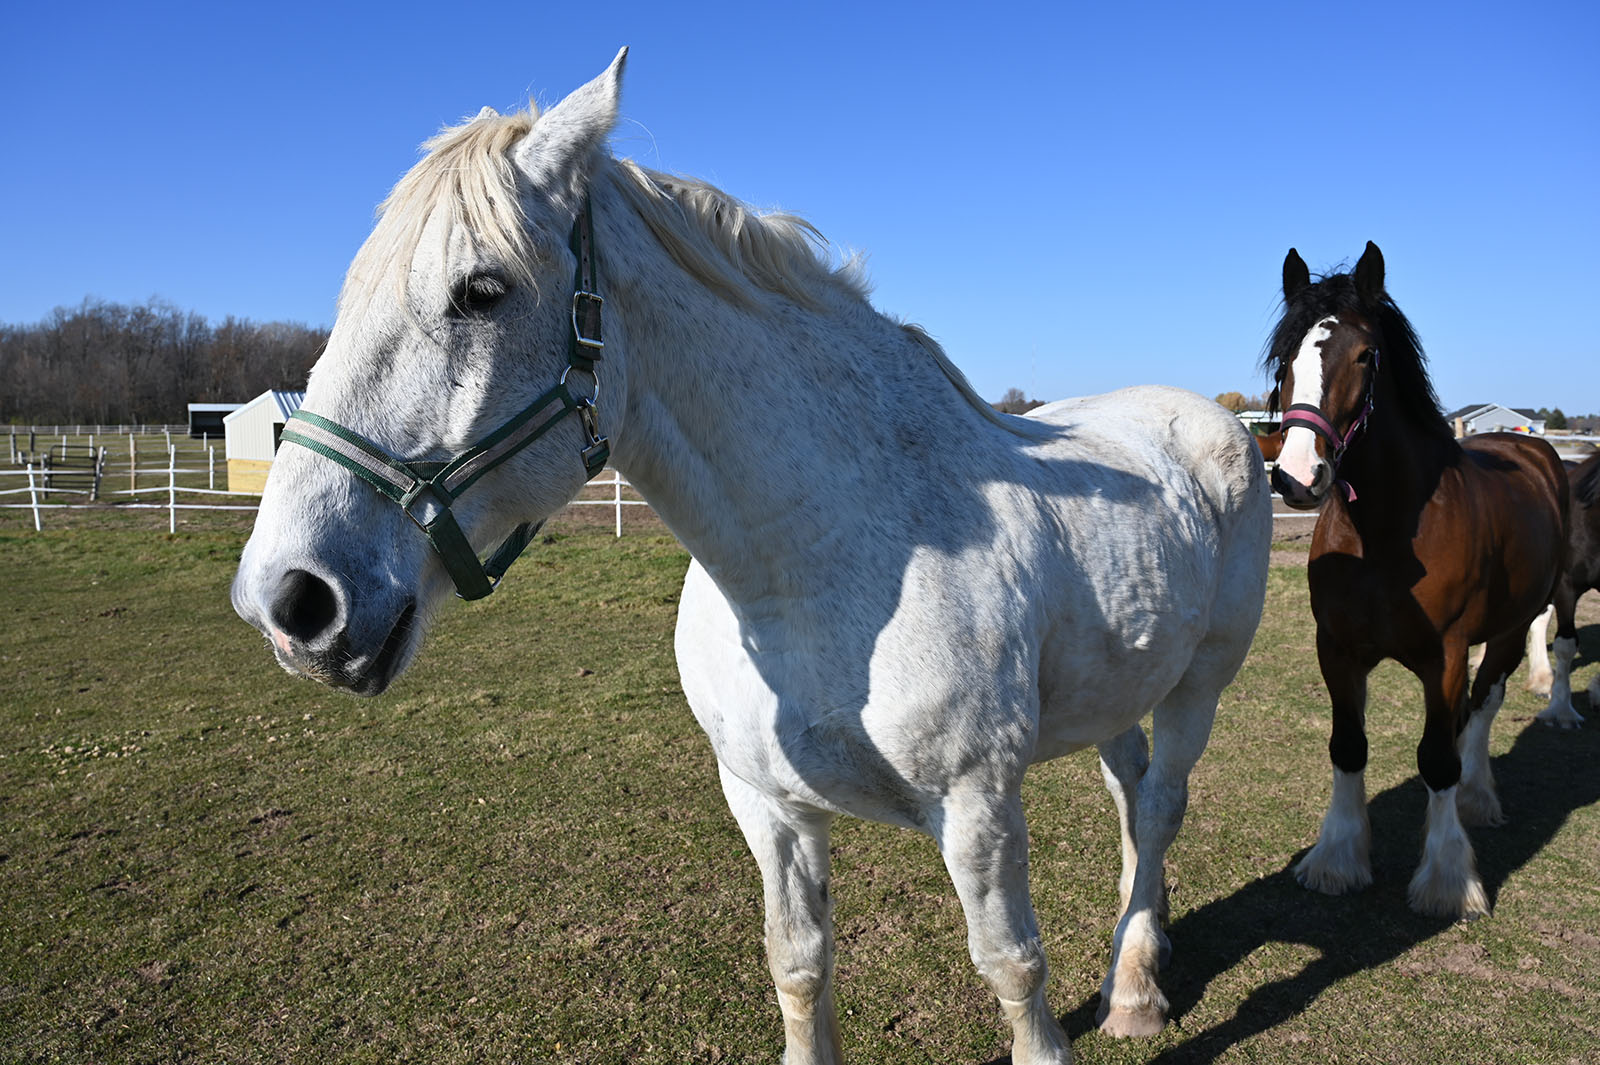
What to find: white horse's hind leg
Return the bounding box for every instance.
[1525,604,1555,695]
[719,768,842,1065]
[1098,726,1151,920]
[1097,682,1217,1039]
[1536,636,1584,729]
[937,790,1070,1065]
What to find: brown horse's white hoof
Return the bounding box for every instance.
[1455,780,1506,827]
[1296,769,1372,894]
[1410,786,1491,920]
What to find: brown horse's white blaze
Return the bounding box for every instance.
[1274,316,1338,498]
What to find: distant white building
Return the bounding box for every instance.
[186,402,243,439]
[1446,404,1545,436]
[223,390,305,492]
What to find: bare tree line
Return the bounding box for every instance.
[0,298,329,425]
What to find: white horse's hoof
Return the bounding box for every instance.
[1535,702,1584,730]
[1097,1001,1168,1038]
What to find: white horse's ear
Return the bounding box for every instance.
[514,47,628,196]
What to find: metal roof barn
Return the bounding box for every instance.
[223,390,304,492]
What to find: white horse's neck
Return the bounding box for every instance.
[594,180,993,606]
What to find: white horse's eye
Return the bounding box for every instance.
[449,273,510,316]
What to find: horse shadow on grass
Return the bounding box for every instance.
[1031,655,1600,1064]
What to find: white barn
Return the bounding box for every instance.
[1447,404,1546,436]
[224,390,305,492]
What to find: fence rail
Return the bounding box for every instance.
[2,451,648,536]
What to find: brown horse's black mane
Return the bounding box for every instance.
[1573,452,1600,508]
[1262,271,1457,447]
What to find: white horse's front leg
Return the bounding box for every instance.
[720,767,841,1065]
[938,788,1071,1065]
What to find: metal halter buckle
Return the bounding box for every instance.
[572,291,604,352]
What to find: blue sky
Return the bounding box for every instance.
[4,1,1596,414]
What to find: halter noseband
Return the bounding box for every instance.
[278,197,610,601]
[1278,348,1379,501]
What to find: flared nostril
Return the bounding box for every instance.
[269,568,342,645]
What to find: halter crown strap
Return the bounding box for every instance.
[278,197,609,601]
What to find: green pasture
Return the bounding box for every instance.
[1,516,1596,1064]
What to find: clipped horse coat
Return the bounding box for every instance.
[230,52,1272,1064]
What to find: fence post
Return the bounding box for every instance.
[93,446,106,501]
[168,445,177,534]
[614,470,623,537]
[26,462,41,532]
[209,446,215,490]
[130,434,137,493]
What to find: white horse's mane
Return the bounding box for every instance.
[350,104,1042,437]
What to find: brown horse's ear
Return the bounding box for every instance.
[1283,248,1311,300]
[1355,241,1386,298]
[1266,382,1281,415]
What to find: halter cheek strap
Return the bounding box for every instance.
[278,197,610,601]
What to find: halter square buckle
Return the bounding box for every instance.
[572,291,604,352]
[399,480,450,532]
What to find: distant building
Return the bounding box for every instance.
[187,402,243,439]
[1445,404,1545,436]
[223,390,305,493]
[1236,410,1280,432]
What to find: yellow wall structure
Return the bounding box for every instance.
[227,458,274,494]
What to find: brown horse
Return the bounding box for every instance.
[1526,453,1600,724]
[1267,242,1569,919]
[1251,428,1284,462]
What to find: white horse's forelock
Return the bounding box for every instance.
[342,107,542,317]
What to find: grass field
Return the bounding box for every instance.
[1,513,1597,1064]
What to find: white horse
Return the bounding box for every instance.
[231,50,1271,1064]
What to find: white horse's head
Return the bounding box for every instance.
[232,50,628,695]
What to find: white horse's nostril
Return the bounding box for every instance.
[269,568,342,646]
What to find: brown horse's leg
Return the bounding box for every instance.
[1458,631,1524,826]
[1536,583,1585,729]
[1296,632,1373,894]
[1408,644,1489,918]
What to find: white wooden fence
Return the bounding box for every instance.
[1,447,648,536]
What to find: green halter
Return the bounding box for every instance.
[278,198,610,601]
